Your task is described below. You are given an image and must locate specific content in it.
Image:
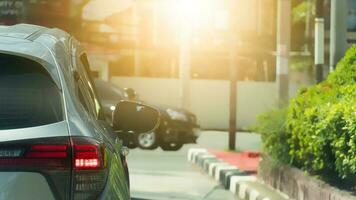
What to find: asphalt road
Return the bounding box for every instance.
[128,131,261,200]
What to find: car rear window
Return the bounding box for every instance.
[0,54,63,130]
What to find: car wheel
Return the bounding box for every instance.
[161,142,183,151]
[137,132,158,150]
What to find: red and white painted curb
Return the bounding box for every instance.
[188,148,270,200]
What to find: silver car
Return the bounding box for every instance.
[0,24,159,200]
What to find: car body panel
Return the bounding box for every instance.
[0,121,68,142]
[0,172,55,200]
[99,148,131,200]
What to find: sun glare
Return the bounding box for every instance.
[179,0,217,28]
[160,0,222,32]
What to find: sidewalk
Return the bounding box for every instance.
[209,150,260,174]
[188,148,289,200]
[194,131,261,152]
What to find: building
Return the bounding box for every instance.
[0,0,88,32]
[81,0,277,82]
[81,0,279,130]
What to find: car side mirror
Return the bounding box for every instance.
[124,88,137,100]
[112,101,160,134]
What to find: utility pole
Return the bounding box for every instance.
[179,1,192,109]
[133,3,142,76]
[276,0,291,104]
[314,0,325,83]
[228,0,238,151]
[315,18,325,83]
[329,0,348,71]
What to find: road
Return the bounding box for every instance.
[128,131,261,200]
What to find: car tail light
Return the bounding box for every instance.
[27,144,68,158]
[0,136,108,200]
[0,138,70,169]
[71,137,108,200]
[0,137,72,200]
[74,144,101,169]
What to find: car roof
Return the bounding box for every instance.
[0,24,73,88]
[0,23,43,39]
[0,24,71,49]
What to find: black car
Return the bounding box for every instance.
[94,79,201,151]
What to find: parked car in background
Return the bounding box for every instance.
[0,24,159,200]
[95,79,201,151]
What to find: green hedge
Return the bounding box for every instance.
[253,108,290,165]
[255,45,356,181]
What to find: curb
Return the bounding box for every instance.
[188,148,270,200]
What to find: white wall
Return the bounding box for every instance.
[111,77,277,130]
[112,77,182,107]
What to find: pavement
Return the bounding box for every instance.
[128,131,265,200]
[208,150,260,173]
[188,149,288,200]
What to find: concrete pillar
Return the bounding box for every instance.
[153,2,159,46]
[314,0,325,83]
[276,0,291,103]
[134,49,141,76]
[170,57,177,78]
[179,32,191,109]
[315,18,325,83]
[228,0,239,151]
[228,33,238,151]
[133,3,141,76]
[329,0,348,71]
[179,1,192,109]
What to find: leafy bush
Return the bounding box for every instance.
[253,108,290,164]
[329,98,356,179]
[286,45,356,179]
[255,45,356,181]
[327,45,356,86]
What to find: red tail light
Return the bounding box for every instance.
[71,137,107,200]
[74,144,101,169]
[0,137,108,200]
[26,144,68,158]
[0,137,72,200]
[0,139,70,169]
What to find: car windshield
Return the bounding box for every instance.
[0,54,63,130]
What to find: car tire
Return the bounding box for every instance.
[160,142,183,151]
[136,132,158,150]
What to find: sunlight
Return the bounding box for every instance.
[179,0,218,29]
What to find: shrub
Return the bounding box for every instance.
[286,46,356,179]
[253,108,290,164]
[329,98,356,179]
[255,45,356,182]
[287,45,356,179]
[327,45,356,86]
